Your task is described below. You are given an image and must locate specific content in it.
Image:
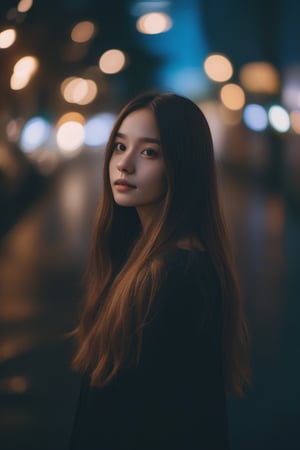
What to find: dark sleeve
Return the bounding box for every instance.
[118,250,230,450]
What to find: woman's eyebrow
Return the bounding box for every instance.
[116,132,161,145]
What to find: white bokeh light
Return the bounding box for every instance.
[10,55,39,90]
[20,117,51,152]
[0,28,16,48]
[57,121,85,154]
[268,105,290,133]
[84,113,116,147]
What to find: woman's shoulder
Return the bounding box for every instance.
[161,238,209,270]
[153,242,222,330]
[156,241,216,290]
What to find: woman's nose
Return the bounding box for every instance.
[116,151,135,173]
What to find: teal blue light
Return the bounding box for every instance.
[135,0,210,98]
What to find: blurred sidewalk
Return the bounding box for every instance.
[0,153,101,450]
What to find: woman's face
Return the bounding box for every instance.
[109,108,167,227]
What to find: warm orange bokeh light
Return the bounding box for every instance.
[57,112,85,127]
[99,49,126,74]
[239,62,280,94]
[136,12,172,35]
[71,21,95,43]
[17,0,33,13]
[204,54,233,82]
[220,83,245,111]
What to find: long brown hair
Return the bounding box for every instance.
[72,92,249,396]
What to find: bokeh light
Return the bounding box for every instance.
[220,83,245,110]
[61,77,77,99]
[20,117,51,152]
[0,28,16,49]
[84,113,116,147]
[11,73,29,90]
[57,112,85,127]
[243,104,268,131]
[268,105,290,133]
[10,55,39,90]
[136,12,172,34]
[77,79,97,105]
[13,56,38,75]
[204,54,233,82]
[17,0,33,13]
[99,49,126,74]
[239,62,280,94]
[56,112,85,154]
[71,21,95,43]
[61,77,98,105]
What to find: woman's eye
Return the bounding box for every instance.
[142,148,157,157]
[114,142,126,151]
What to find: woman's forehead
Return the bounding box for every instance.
[117,108,160,141]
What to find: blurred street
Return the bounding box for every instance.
[0,153,102,450]
[0,153,300,450]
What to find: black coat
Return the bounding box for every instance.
[69,248,230,450]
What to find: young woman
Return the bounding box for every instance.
[70,92,249,450]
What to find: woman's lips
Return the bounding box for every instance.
[114,179,136,191]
